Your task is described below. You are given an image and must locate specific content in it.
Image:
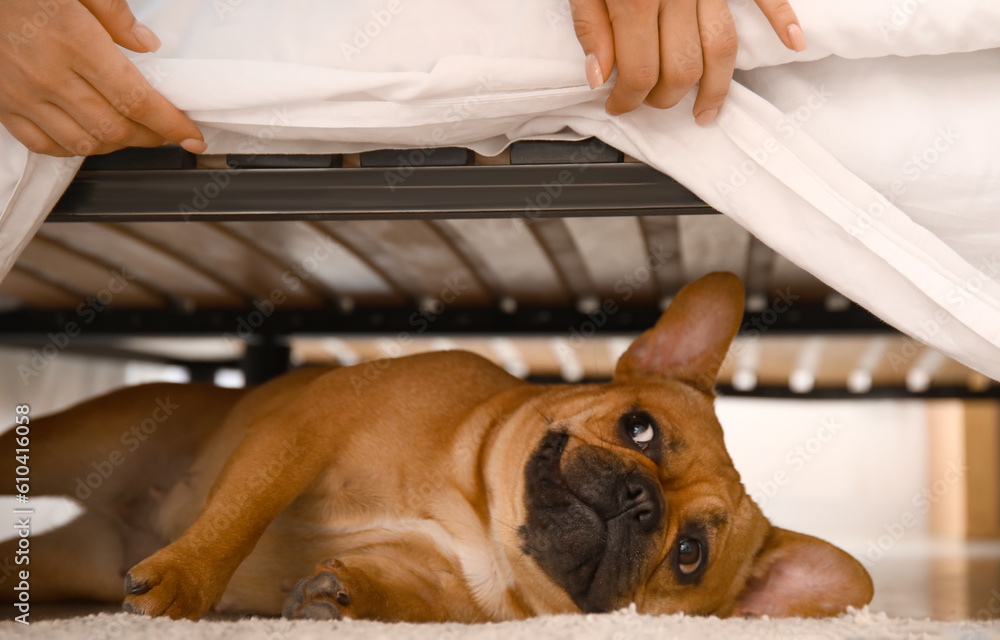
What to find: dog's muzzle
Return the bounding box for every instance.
[518,430,664,612]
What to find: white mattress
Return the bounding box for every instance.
[2,0,999,379]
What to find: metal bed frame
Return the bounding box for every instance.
[5,140,994,399]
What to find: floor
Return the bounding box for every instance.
[859,539,1000,621]
[6,539,1000,623]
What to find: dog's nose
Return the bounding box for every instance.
[623,475,663,532]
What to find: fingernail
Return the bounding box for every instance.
[694,109,718,126]
[132,22,162,53]
[180,138,207,154]
[585,53,604,90]
[787,24,807,52]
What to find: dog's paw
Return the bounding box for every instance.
[122,548,222,620]
[282,559,352,620]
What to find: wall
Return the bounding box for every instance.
[717,397,929,547]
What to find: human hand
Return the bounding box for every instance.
[0,0,205,157]
[570,0,806,124]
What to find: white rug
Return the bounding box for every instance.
[5,606,999,640]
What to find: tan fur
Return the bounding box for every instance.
[0,273,873,621]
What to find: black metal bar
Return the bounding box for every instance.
[227,154,343,169]
[714,385,1000,400]
[48,163,714,222]
[2,336,986,398]
[81,146,197,171]
[241,336,291,385]
[3,335,989,398]
[526,379,999,400]
[360,147,472,167]
[0,303,890,338]
[509,139,623,164]
[187,361,225,383]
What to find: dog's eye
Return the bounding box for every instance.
[677,538,703,575]
[621,411,656,448]
[631,422,654,444]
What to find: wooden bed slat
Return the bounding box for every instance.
[638,216,685,299]
[437,219,568,306]
[218,221,404,306]
[0,267,85,309]
[564,217,657,305]
[119,222,325,308]
[37,223,247,308]
[317,220,491,306]
[16,236,166,308]
[522,218,596,302]
[678,215,751,283]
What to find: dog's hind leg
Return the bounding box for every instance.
[0,383,244,503]
[0,384,245,604]
[0,509,148,603]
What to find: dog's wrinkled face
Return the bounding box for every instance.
[516,381,759,617]
[490,273,873,618]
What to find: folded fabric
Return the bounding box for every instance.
[1,0,998,380]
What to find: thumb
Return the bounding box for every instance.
[79,0,161,53]
[568,0,615,89]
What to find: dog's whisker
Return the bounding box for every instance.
[525,399,553,425]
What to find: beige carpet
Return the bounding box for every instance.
[5,606,1000,640]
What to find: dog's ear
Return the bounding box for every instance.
[614,271,744,390]
[733,527,873,618]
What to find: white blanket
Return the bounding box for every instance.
[2,0,999,379]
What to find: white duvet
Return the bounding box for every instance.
[1,0,999,380]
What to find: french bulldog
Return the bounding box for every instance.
[1,272,872,621]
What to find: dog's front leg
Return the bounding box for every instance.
[122,407,337,620]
